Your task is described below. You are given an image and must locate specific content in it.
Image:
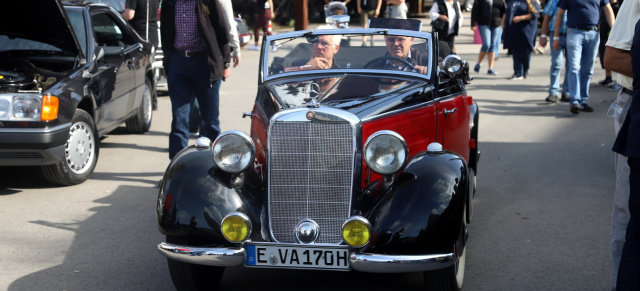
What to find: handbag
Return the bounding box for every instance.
[431,18,448,33]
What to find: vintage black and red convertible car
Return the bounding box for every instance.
[156,17,478,291]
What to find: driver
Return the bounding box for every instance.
[382,35,428,74]
[291,25,342,70]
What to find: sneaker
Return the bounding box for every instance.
[523,72,529,79]
[361,40,370,47]
[272,43,281,52]
[581,103,594,112]
[598,78,615,87]
[474,63,481,73]
[545,94,559,103]
[509,74,523,80]
[560,94,571,102]
[487,69,497,75]
[609,83,622,91]
[570,102,580,114]
[248,45,259,51]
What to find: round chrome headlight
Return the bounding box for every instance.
[364,130,408,175]
[443,54,464,77]
[212,131,255,173]
[221,212,252,243]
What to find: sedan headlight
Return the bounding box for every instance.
[364,130,408,175]
[0,94,59,121]
[221,212,252,242]
[212,130,255,173]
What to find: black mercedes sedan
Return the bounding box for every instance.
[0,0,155,185]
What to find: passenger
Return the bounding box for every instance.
[291,25,342,70]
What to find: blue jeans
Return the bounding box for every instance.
[167,53,221,159]
[493,26,503,58]
[511,51,531,77]
[549,34,569,96]
[565,28,599,105]
[477,25,500,53]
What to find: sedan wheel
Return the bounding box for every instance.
[125,79,152,133]
[42,109,98,186]
[166,235,225,291]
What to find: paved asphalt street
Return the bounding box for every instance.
[0,12,620,290]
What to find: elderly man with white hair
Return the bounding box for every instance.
[292,25,343,70]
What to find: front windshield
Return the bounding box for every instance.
[266,31,430,77]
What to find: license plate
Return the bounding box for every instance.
[245,244,350,270]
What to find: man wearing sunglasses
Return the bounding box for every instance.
[380,35,429,74]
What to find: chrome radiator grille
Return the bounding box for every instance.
[269,121,354,244]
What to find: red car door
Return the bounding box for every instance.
[436,95,472,163]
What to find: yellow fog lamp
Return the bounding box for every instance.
[342,216,372,247]
[221,212,252,243]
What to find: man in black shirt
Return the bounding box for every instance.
[123,0,159,48]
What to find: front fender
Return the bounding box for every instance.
[156,146,264,245]
[362,151,468,255]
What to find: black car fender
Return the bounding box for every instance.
[156,146,264,244]
[361,151,468,255]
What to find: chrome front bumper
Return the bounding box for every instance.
[157,242,455,273]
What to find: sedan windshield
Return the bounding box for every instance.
[266,32,430,77]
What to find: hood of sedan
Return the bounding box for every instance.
[0,0,81,55]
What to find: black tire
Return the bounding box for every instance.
[166,236,225,291]
[125,79,153,133]
[424,205,466,291]
[41,109,99,186]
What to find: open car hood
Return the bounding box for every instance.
[0,0,82,55]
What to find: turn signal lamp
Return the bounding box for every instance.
[221,212,252,242]
[41,95,59,121]
[342,216,371,247]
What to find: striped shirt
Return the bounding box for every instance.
[174,0,206,52]
[543,0,567,34]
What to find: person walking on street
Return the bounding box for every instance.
[123,0,160,48]
[429,0,463,56]
[357,0,382,45]
[539,0,570,103]
[248,0,274,50]
[611,17,640,291]
[598,0,623,90]
[471,0,506,75]
[385,0,408,19]
[553,0,615,114]
[160,0,232,159]
[604,0,640,289]
[502,0,540,80]
[188,0,242,137]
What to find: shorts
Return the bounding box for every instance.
[385,3,408,19]
[360,10,376,27]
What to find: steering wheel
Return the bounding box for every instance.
[363,55,416,72]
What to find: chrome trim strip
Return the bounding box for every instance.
[157,242,245,266]
[0,122,71,133]
[350,252,455,273]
